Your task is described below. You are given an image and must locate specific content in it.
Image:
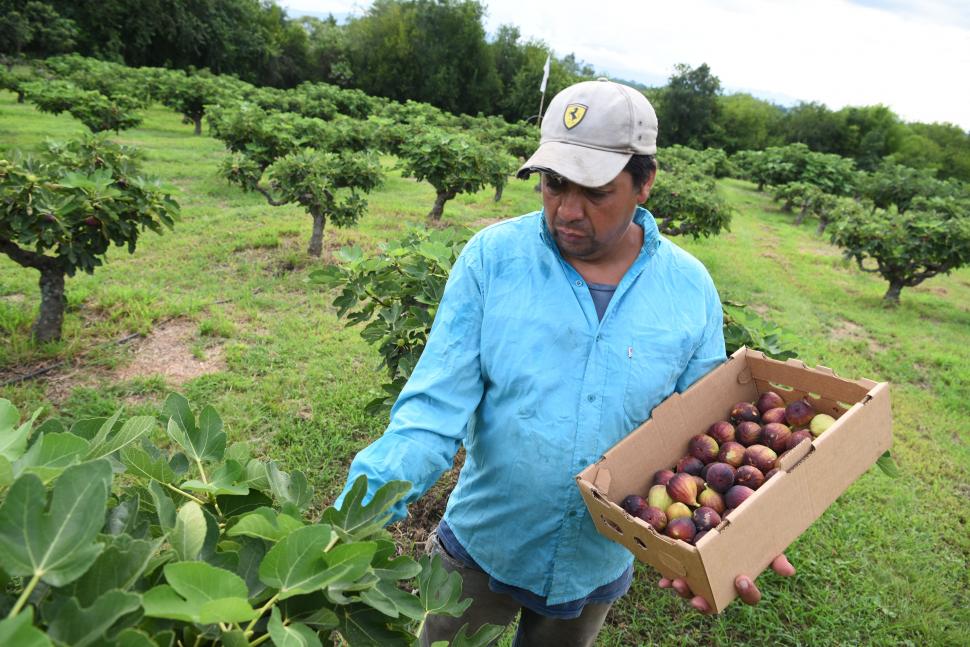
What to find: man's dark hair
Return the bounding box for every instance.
[624,154,657,189]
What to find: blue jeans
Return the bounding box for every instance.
[419,530,613,647]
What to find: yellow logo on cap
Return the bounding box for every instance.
[563,103,588,129]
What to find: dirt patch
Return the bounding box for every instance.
[0,293,25,304]
[113,319,225,384]
[470,216,503,229]
[828,319,885,353]
[759,250,792,271]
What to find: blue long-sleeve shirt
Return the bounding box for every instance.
[337,206,726,605]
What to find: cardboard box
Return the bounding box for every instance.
[575,347,892,612]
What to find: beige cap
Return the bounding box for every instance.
[518,78,658,187]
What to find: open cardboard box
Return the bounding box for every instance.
[576,347,893,613]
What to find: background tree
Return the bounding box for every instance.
[655,63,721,148]
[713,93,784,153]
[23,80,143,133]
[0,136,178,342]
[0,1,78,61]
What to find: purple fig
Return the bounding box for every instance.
[621,495,648,516]
[697,487,726,514]
[665,517,696,543]
[704,462,736,493]
[743,444,777,473]
[785,398,816,428]
[761,407,788,425]
[756,391,786,414]
[676,455,704,476]
[762,423,792,454]
[786,429,813,451]
[693,530,709,545]
[666,502,692,520]
[717,441,746,468]
[734,465,765,490]
[725,485,755,509]
[706,421,736,445]
[730,401,761,425]
[765,468,780,481]
[666,473,698,507]
[736,421,763,446]
[692,475,707,494]
[636,506,667,532]
[689,434,720,464]
[692,506,722,532]
[652,469,675,486]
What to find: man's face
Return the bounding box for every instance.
[541,169,654,263]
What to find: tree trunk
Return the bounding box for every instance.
[17,91,25,104]
[795,203,809,225]
[815,217,828,236]
[193,116,202,135]
[493,184,503,202]
[428,190,454,222]
[32,267,67,343]
[883,280,903,306]
[307,210,326,257]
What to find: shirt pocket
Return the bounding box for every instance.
[621,327,694,424]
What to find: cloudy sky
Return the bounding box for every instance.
[279,0,970,130]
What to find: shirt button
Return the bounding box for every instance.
[575,280,583,287]
[587,394,596,402]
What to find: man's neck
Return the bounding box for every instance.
[565,222,644,285]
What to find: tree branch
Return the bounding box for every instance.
[0,237,57,271]
[255,185,290,207]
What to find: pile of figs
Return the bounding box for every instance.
[621,392,837,545]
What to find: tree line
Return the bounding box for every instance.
[2,0,967,184]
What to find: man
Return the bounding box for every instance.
[336,79,794,646]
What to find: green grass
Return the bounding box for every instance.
[2,92,969,645]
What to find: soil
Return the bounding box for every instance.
[113,318,226,384]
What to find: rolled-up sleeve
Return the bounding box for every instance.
[334,238,486,522]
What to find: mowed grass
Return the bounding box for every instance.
[2,93,969,645]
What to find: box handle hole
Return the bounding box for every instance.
[601,516,623,535]
[769,382,794,391]
[634,537,647,549]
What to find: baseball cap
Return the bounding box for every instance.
[517,78,658,187]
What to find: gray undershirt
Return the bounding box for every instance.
[587,282,617,320]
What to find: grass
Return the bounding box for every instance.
[2,93,969,645]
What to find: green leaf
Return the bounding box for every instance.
[85,416,156,461]
[266,461,312,511]
[268,607,323,647]
[45,590,141,647]
[121,446,177,484]
[0,399,42,461]
[114,628,158,647]
[358,579,424,620]
[181,459,249,496]
[258,524,351,599]
[68,534,162,605]
[142,561,256,624]
[876,450,900,477]
[0,456,12,488]
[445,623,506,647]
[371,539,421,581]
[322,476,410,541]
[171,501,206,561]
[148,480,176,532]
[84,409,124,456]
[0,459,112,586]
[0,609,52,647]
[14,432,91,482]
[334,604,412,647]
[228,507,304,542]
[162,395,225,462]
[416,554,472,618]
[220,629,251,647]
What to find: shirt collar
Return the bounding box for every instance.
[538,206,661,258]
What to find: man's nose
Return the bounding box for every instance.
[558,187,585,221]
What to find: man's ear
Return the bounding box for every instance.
[637,169,657,203]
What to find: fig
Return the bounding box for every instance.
[734,465,765,490]
[621,495,648,516]
[736,421,763,446]
[743,444,777,473]
[636,506,667,532]
[756,391,786,414]
[725,485,755,509]
[761,407,788,425]
[692,475,707,495]
[666,473,698,507]
[810,413,836,437]
[786,429,813,451]
[706,421,736,445]
[666,502,692,520]
[692,506,722,532]
[83,216,100,227]
[665,517,696,543]
[693,530,709,544]
[765,468,780,481]
[648,484,673,511]
[697,487,726,514]
[704,462,736,493]
[652,469,675,486]
[689,434,720,464]
[717,441,746,467]
[785,398,816,428]
[730,401,761,425]
[762,422,792,454]
[676,455,704,476]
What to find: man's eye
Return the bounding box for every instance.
[545,177,566,192]
[584,189,608,200]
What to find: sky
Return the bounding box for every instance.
[279,0,970,130]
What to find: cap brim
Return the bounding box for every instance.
[516,142,632,188]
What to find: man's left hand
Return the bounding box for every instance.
[658,554,796,613]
